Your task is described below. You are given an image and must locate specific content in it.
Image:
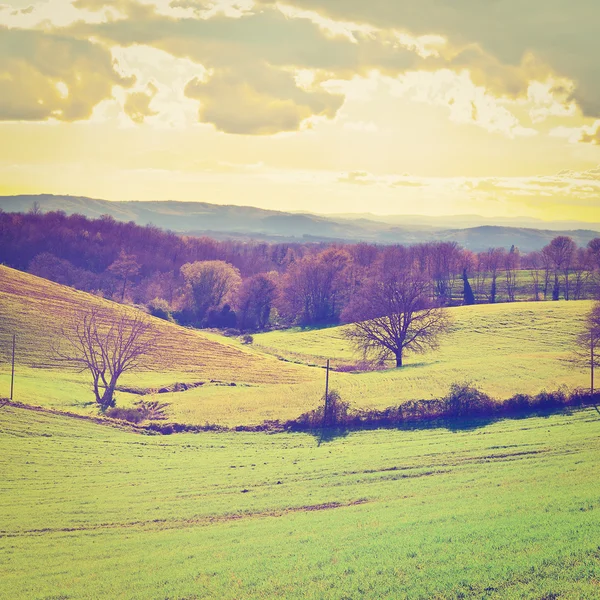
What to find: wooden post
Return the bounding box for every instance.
[592,332,595,395]
[10,334,15,401]
[324,359,330,426]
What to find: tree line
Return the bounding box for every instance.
[1,210,600,332]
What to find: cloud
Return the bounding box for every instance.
[184,63,344,134]
[556,166,600,181]
[0,26,133,121]
[338,170,375,185]
[124,82,159,123]
[338,170,426,188]
[389,69,538,138]
[257,0,600,118]
[579,122,600,145]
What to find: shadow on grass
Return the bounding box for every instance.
[306,405,598,444]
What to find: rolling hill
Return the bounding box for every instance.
[0,266,592,425]
[0,265,320,421]
[1,194,598,251]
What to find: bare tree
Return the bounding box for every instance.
[543,236,576,301]
[484,248,505,304]
[55,309,157,410]
[527,251,542,301]
[108,251,140,302]
[343,268,452,368]
[573,302,600,393]
[503,246,520,303]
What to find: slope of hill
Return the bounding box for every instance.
[0,266,592,425]
[0,266,318,418]
[2,405,599,598]
[1,194,598,250]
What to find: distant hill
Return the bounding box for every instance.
[1,194,598,251]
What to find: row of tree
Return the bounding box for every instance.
[1,211,600,331]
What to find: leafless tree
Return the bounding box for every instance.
[54,309,157,410]
[503,246,520,302]
[343,268,452,368]
[484,247,505,304]
[527,251,542,301]
[108,251,140,302]
[543,236,576,301]
[573,302,600,393]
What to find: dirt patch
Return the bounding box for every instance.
[116,381,206,395]
[0,499,371,538]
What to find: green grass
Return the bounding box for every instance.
[1,405,599,599]
[0,266,593,426]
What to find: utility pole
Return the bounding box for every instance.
[324,359,330,426]
[10,334,15,401]
[592,332,595,394]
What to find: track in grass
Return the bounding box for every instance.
[1,405,599,599]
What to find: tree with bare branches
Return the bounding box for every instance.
[573,302,600,393]
[55,309,157,410]
[342,267,452,368]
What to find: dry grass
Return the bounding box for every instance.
[0,265,315,386]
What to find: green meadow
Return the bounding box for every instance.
[0,266,593,426]
[1,405,599,599]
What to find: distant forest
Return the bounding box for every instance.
[1,210,599,331]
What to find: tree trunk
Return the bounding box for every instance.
[395,351,403,368]
[100,376,118,409]
[552,274,560,301]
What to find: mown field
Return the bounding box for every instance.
[1,405,599,599]
[0,266,593,426]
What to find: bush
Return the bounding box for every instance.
[335,360,385,373]
[442,382,495,417]
[171,308,196,327]
[135,399,170,420]
[241,334,254,345]
[204,304,237,329]
[295,389,350,428]
[147,297,173,322]
[105,406,145,424]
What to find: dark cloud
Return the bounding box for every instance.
[258,0,600,116]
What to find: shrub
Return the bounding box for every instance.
[335,360,386,373]
[147,297,173,322]
[503,393,533,413]
[241,334,254,345]
[223,327,241,337]
[442,382,495,417]
[105,406,145,424]
[295,389,350,428]
[204,304,238,329]
[135,399,170,420]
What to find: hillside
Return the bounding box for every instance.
[2,405,599,598]
[0,266,592,426]
[1,194,598,250]
[0,266,319,420]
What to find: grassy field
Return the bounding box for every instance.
[0,266,593,426]
[1,405,599,599]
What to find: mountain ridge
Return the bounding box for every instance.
[1,194,598,252]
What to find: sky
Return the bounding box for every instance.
[1,0,600,221]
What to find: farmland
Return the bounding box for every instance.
[1,404,599,599]
[0,265,593,426]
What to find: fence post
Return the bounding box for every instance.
[10,334,15,401]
